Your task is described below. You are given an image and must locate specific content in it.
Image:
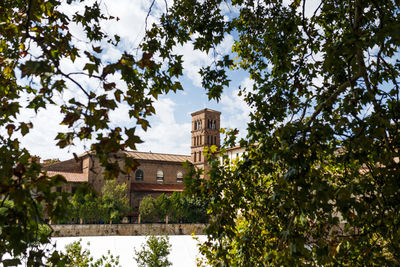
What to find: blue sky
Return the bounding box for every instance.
[17,0,328,160]
[17,0,252,160]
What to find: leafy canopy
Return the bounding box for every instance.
[57,239,120,267]
[0,0,176,264]
[139,0,400,265]
[101,180,130,223]
[134,235,172,267]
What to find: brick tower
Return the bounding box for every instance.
[191,108,221,172]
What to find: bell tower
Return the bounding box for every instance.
[191,108,221,171]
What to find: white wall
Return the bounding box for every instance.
[51,235,207,267]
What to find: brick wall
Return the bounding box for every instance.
[51,224,206,237]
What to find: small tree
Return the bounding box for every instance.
[134,236,171,267]
[139,196,156,223]
[169,192,184,223]
[181,196,209,224]
[56,239,120,267]
[101,180,130,223]
[154,194,170,222]
[70,184,104,224]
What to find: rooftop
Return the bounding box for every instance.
[123,151,191,163]
[191,108,221,116]
[42,158,82,173]
[46,171,87,182]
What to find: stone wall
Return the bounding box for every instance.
[51,224,207,237]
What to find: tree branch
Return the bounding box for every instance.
[307,73,362,127]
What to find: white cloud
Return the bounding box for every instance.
[16,104,90,160]
[136,98,191,155]
[220,77,253,141]
[176,34,234,87]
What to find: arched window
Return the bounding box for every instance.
[177,171,183,183]
[194,152,196,162]
[199,151,201,162]
[156,170,164,181]
[135,169,144,181]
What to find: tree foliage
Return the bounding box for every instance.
[134,235,171,267]
[138,0,400,265]
[139,196,158,223]
[138,192,209,223]
[101,180,130,223]
[57,239,120,267]
[70,184,104,224]
[1,0,178,263]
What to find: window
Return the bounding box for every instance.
[207,136,209,144]
[177,171,183,183]
[56,186,62,193]
[199,151,201,162]
[156,170,164,182]
[214,136,217,145]
[135,169,144,181]
[71,186,77,194]
[194,152,196,162]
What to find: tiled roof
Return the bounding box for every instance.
[42,158,82,173]
[47,171,88,182]
[191,108,221,116]
[124,151,191,163]
[131,183,185,192]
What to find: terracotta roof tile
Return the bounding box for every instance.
[42,158,82,173]
[124,151,190,163]
[131,183,185,192]
[47,171,88,182]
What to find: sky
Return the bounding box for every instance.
[17,0,253,161]
[16,0,326,161]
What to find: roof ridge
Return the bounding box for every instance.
[125,150,190,157]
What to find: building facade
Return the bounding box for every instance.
[43,108,223,217]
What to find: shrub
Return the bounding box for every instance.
[134,236,171,267]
